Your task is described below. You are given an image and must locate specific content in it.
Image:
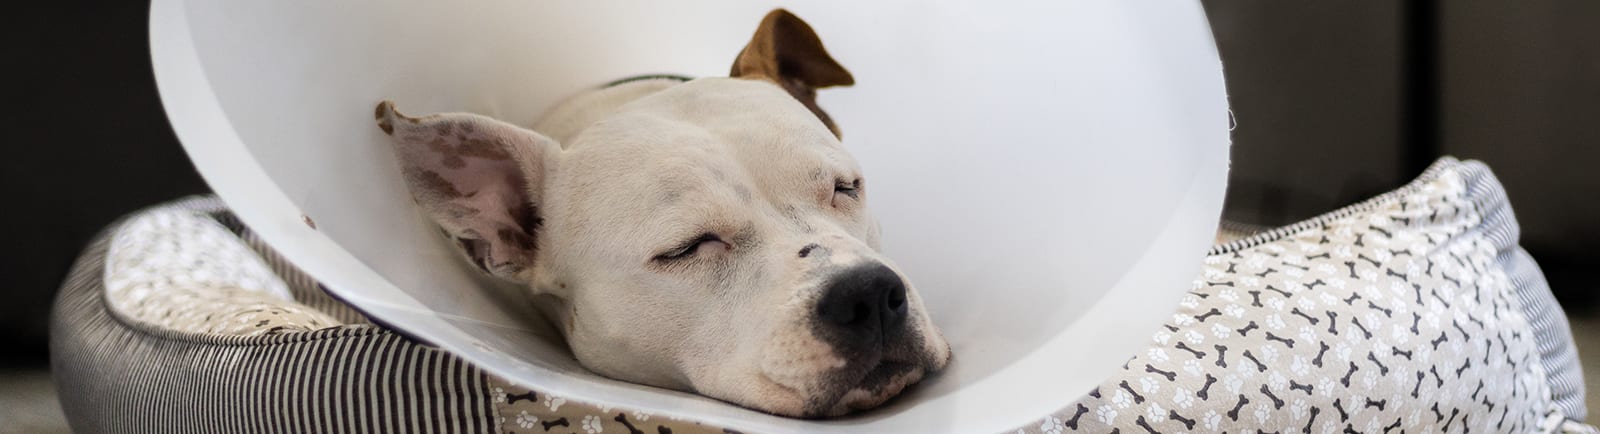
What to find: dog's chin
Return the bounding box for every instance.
[814,361,927,417]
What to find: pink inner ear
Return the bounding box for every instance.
[382,106,541,278]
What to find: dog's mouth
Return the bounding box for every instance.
[814,360,927,417]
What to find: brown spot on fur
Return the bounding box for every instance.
[375,102,396,135]
[375,100,422,135]
[459,138,514,160]
[302,215,317,229]
[441,155,466,169]
[778,78,841,137]
[730,10,853,88]
[444,203,479,219]
[729,9,854,138]
[425,138,468,168]
[411,169,465,197]
[421,131,511,165]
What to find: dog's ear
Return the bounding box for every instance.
[730,9,854,137]
[374,101,556,281]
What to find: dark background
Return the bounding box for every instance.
[2,2,1596,365]
[2,2,212,365]
[1209,1,1600,308]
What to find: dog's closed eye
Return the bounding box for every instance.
[832,178,862,207]
[653,233,729,262]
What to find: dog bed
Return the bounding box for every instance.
[51,158,1593,433]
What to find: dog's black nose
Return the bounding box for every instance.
[815,263,909,346]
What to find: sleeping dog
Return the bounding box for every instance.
[373,9,950,418]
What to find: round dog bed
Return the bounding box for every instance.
[51,159,1596,433]
[50,196,735,434]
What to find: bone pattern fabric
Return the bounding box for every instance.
[51,159,1591,433]
[1008,158,1592,434]
[488,381,727,434]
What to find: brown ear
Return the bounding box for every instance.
[375,101,557,281]
[730,9,855,137]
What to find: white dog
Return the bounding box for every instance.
[373,9,951,418]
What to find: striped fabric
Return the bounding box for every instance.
[1515,247,1588,422]
[1450,160,1589,422]
[50,198,500,433]
[1433,160,1587,422]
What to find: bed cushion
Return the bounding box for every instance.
[51,158,1590,433]
[51,197,501,433]
[103,205,342,336]
[1006,157,1589,433]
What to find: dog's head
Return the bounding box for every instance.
[373,9,949,417]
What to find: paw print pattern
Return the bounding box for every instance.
[1096,405,1118,425]
[1171,388,1194,409]
[1259,345,1280,364]
[1145,403,1167,423]
[1289,399,1308,420]
[1318,378,1338,397]
[1138,376,1160,395]
[1038,415,1064,434]
[1111,389,1132,408]
[1253,402,1272,424]
[1223,304,1247,318]
[1212,323,1233,339]
[1290,356,1310,376]
[1223,375,1245,395]
[543,395,566,412]
[1147,348,1170,363]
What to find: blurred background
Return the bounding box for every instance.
[1,2,1596,432]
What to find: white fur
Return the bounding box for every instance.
[378,76,950,417]
[526,78,950,416]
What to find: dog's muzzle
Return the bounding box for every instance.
[790,261,933,416]
[814,262,909,357]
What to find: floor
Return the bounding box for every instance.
[1571,314,1600,420]
[0,367,68,434]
